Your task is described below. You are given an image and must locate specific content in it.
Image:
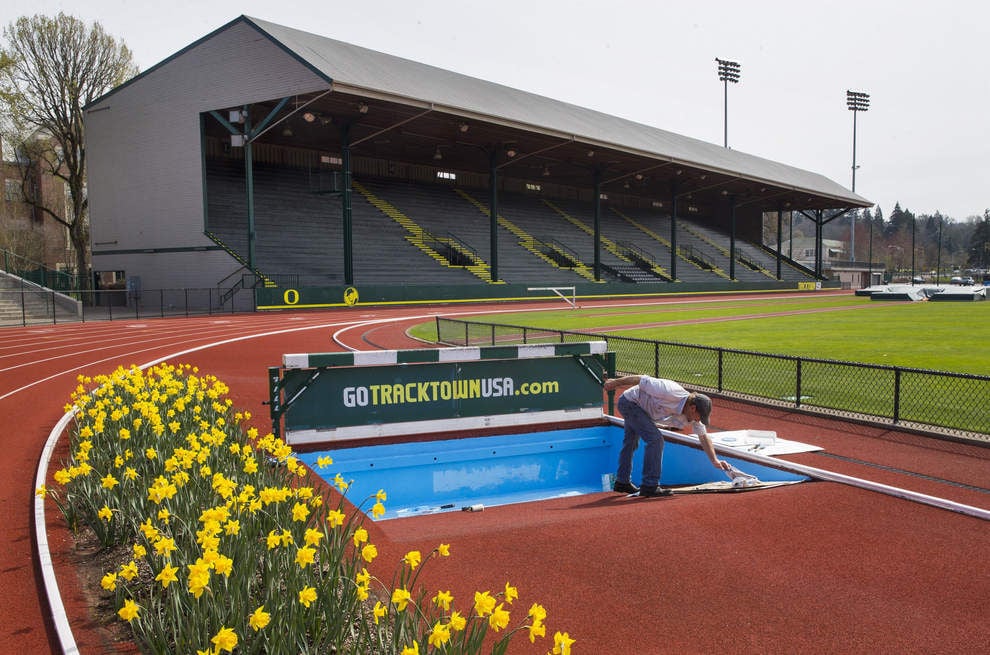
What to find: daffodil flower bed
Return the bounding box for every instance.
[39,363,575,654]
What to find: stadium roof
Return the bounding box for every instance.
[175,16,876,213]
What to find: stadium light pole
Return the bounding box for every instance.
[847,90,869,262]
[717,58,741,148]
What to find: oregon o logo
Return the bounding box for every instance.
[343,287,359,306]
[283,289,300,305]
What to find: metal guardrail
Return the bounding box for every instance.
[0,288,256,326]
[434,317,990,442]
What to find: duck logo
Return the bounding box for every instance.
[343,287,359,306]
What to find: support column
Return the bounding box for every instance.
[815,210,824,278]
[729,196,737,280]
[776,206,783,280]
[489,150,499,283]
[593,169,602,281]
[244,110,256,273]
[670,186,678,281]
[341,124,353,285]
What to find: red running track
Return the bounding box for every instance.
[2,300,988,654]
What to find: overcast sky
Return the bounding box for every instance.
[5,0,989,222]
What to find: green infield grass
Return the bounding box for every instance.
[410,293,990,375]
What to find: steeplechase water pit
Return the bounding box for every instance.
[296,425,808,520]
[268,343,808,520]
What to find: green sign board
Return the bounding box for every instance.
[270,343,611,445]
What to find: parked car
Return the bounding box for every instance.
[961,276,975,285]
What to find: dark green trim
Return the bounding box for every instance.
[93,246,224,256]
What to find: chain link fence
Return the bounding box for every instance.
[435,317,990,441]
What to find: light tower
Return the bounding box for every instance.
[846,90,869,261]
[716,58,741,148]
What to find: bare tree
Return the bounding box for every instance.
[0,13,138,289]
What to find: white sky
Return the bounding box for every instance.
[5,0,989,221]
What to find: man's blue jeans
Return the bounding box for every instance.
[616,394,664,487]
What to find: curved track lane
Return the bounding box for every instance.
[3,299,989,654]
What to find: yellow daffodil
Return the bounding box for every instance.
[361,543,378,563]
[433,590,453,612]
[528,603,547,625]
[449,611,467,632]
[35,485,46,498]
[187,561,211,598]
[528,621,546,643]
[428,621,451,648]
[375,488,387,502]
[156,564,179,589]
[552,631,576,655]
[316,455,332,468]
[371,501,386,518]
[437,542,450,557]
[298,586,317,608]
[373,601,387,624]
[488,602,510,631]
[303,527,323,546]
[352,527,368,547]
[101,572,118,591]
[403,550,422,570]
[400,643,419,655]
[474,590,496,617]
[118,560,138,581]
[210,626,238,653]
[117,599,140,622]
[504,582,519,604]
[213,554,233,577]
[296,546,316,569]
[98,506,113,522]
[249,606,270,631]
[391,587,412,612]
[326,509,345,528]
[154,536,176,557]
[291,502,309,522]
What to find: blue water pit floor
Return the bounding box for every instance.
[297,424,807,520]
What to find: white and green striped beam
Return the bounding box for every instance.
[283,341,607,369]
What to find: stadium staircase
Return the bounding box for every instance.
[351,181,495,283]
[609,207,729,281]
[454,189,601,283]
[542,200,672,282]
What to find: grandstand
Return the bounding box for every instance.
[84,15,870,310]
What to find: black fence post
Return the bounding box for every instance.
[795,358,803,408]
[717,349,724,391]
[893,368,901,424]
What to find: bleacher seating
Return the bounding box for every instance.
[204,159,818,288]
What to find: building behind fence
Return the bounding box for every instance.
[434,317,990,442]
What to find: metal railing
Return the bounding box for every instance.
[434,317,990,441]
[1,248,83,291]
[0,287,257,326]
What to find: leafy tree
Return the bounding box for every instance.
[0,13,138,288]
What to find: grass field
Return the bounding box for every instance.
[411,293,990,376]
